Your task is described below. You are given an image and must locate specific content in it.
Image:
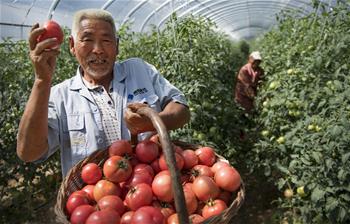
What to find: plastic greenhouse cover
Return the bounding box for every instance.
[0,0,342,42]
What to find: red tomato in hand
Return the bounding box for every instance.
[214,166,241,192]
[195,147,216,166]
[81,163,102,185]
[108,140,133,157]
[70,204,96,224]
[125,183,153,211]
[103,156,132,183]
[37,20,64,46]
[135,140,159,163]
[192,176,220,201]
[202,199,227,219]
[85,209,120,224]
[131,206,165,224]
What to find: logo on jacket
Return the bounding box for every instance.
[133,88,148,96]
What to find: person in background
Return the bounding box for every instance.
[16,9,190,176]
[234,51,264,113]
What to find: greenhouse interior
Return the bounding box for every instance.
[1,0,349,223]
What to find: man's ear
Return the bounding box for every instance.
[69,35,75,56]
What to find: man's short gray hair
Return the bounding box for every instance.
[71,9,117,40]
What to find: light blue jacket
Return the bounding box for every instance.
[40,58,187,176]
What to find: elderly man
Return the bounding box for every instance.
[234,51,264,112]
[16,9,190,176]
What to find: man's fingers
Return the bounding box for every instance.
[29,24,46,50]
[31,38,59,56]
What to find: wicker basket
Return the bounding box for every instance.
[55,107,245,224]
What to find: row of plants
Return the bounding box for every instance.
[249,1,350,223]
[0,16,249,223]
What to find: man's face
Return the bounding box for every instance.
[251,59,261,69]
[70,18,117,81]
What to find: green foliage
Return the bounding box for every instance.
[0,29,76,223]
[249,1,350,223]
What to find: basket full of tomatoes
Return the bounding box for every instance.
[55,107,245,224]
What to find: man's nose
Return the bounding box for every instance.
[92,41,104,54]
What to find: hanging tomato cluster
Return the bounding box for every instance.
[65,137,241,224]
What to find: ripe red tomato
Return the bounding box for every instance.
[135,140,159,163]
[211,161,230,174]
[151,170,173,202]
[181,149,198,169]
[37,20,64,45]
[125,183,153,211]
[93,179,121,202]
[167,213,180,224]
[127,170,153,187]
[202,199,227,219]
[192,176,220,201]
[131,206,165,224]
[151,159,161,174]
[66,193,90,215]
[189,214,205,224]
[85,209,121,224]
[108,140,133,157]
[70,204,96,224]
[133,163,155,178]
[195,147,216,166]
[191,165,214,178]
[98,195,125,215]
[214,166,241,192]
[121,211,134,224]
[217,190,232,205]
[103,156,132,183]
[158,152,184,171]
[81,163,102,185]
[151,201,175,220]
[82,185,95,201]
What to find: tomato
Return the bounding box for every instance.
[108,140,133,157]
[125,183,153,211]
[181,149,198,169]
[158,152,184,171]
[284,189,294,199]
[191,165,214,179]
[133,163,155,178]
[121,211,134,224]
[183,183,198,214]
[217,190,232,205]
[151,171,173,202]
[152,201,175,220]
[85,209,120,224]
[151,159,161,174]
[81,163,102,185]
[189,214,205,224]
[82,185,95,202]
[103,156,132,183]
[66,193,90,216]
[135,140,159,163]
[297,186,306,197]
[210,161,230,174]
[195,147,216,166]
[127,170,153,187]
[37,20,64,46]
[70,204,96,224]
[192,176,219,201]
[93,179,121,202]
[167,213,180,224]
[98,195,125,215]
[202,199,227,219]
[214,166,241,192]
[131,206,165,224]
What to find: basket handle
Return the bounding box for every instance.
[130,106,189,224]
